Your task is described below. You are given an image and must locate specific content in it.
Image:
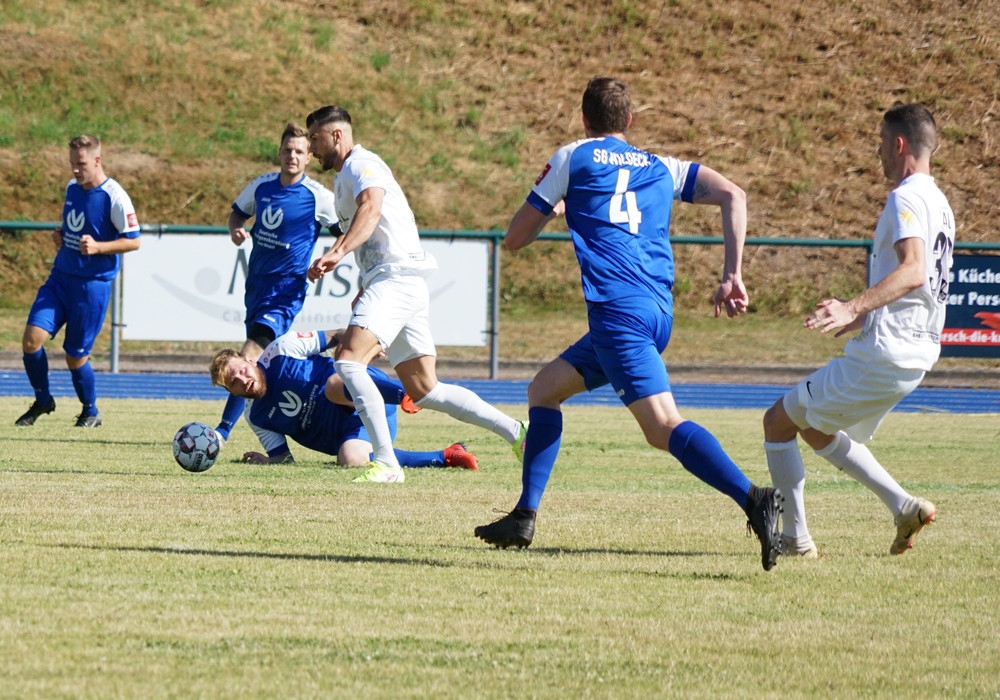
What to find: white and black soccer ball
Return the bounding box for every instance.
[172,421,221,472]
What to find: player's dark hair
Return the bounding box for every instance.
[306,105,353,129]
[247,323,276,351]
[281,121,308,143]
[582,77,631,135]
[68,134,101,152]
[883,103,937,156]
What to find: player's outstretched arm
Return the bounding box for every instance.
[690,165,749,318]
[805,237,925,336]
[308,188,384,281]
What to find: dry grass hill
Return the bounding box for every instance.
[1,0,999,324]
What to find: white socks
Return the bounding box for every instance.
[334,360,399,468]
[415,382,520,443]
[764,439,810,540]
[815,431,909,515]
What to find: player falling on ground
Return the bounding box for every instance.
[210,329,478,471]
[473,76,782,571]
[763,103,955,558]
[214,122,338,446]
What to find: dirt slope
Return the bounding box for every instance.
[1,0,998,314]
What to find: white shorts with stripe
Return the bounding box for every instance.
[782,354,924,443]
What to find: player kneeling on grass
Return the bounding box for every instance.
[209,329,478,475]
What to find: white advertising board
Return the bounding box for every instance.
[122,234,488,345]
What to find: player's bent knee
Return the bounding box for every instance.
[763,400,798,443]
[21,326,49,353]
[339,439,373,467]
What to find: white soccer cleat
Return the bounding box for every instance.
[781,535,819,559]
[352,462,405,483]
[890,498,936,555]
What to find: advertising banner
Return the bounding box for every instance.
[942,253,1000,358]
[122,234,488,345]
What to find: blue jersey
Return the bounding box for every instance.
[245,331,396,456]
[54,177,140,281]
[233,172,338,280]
[527,137,699,313]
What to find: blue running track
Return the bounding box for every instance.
[2,370,998,413]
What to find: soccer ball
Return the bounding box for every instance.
[172,421,221,472]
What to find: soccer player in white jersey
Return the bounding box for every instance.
[473,77,783,571]
[214,122,339,445]
[763,103,955,558]
[304,105,525,484]
[15,135,141,428]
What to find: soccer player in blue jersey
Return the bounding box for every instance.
[474,77,783,570]
[214,122,339,445]
[15,135,141,428]
[209,330,478,470]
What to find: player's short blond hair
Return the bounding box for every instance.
[68,134,101,153]
[209,348,241,388]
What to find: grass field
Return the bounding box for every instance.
[2,397,998,698]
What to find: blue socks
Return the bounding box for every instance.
[394,449,445,467]
[516,406,564,511]
[216,394,246,440]
[23,348,52,404]
[668,420,751,508]
[70,362,98,416]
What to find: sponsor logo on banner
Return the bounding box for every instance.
[942,253,1000,358]
[122,234,488,346]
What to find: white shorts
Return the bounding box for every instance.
[350,274,436,366]
[782,354,924,443]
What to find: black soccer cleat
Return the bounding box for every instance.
[14,399,56,426]
[74,413,103,428]
[474,508,536,549]
[745,485,783,571]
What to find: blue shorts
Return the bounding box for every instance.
[244,274,308,337]
[26,270,111,358]
[339,404,399,445]
[560,297,673,406]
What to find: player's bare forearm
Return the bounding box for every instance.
[504,201,555,251]
[690,165,747,278]
[228,211,250,245]
[80,235,141,256]
[806,238,924,334]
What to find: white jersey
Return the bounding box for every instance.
[334,144,436,286]
[847,173,956,371]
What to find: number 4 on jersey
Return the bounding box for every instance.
[609,168,642,234]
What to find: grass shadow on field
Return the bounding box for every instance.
[49,542,464,569]
[41,541,748,579]
[1,467,172,477]
[4,434,166,447]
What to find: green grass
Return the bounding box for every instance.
[2,398,999,698]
